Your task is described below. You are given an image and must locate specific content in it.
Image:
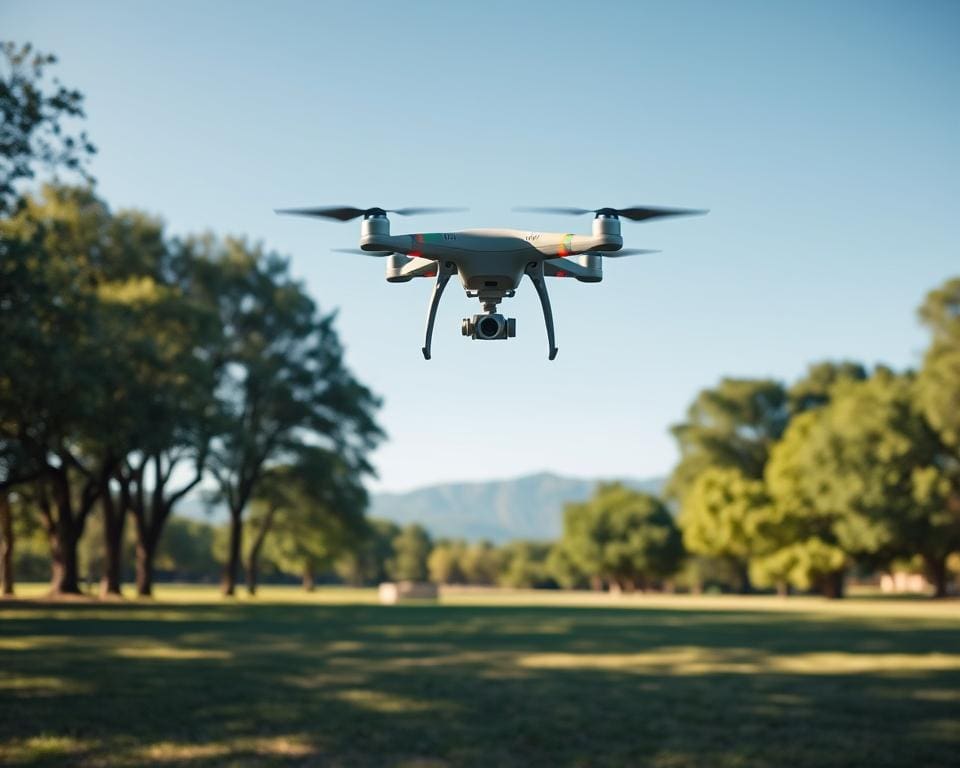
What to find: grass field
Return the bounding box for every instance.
[1,587,959,767]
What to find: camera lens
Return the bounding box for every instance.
[478,316,501,338]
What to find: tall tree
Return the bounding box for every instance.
[190,236,383,595]
[110,235,221,596]
[0,186,121,594]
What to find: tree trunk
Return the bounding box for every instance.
[44,465,98,596]
[302,562,315,592]
[46,492,82,596]
[99,478,124,598]
[49,527,81,595]
[135,538,156,597]
[776,580,789,598]
[923,553,949,599]
[221,511,243,597]
[821,569,845,599]
[0,491,14,596]
[245,505,277,597]
[737,561,753,594]
[245,550,259,596]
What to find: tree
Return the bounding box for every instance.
[679,467,771,593]
[113,237,222,596]
[386,524,432,582]
[915,278,960,592]
[459,541,501,585]
[154,517,217,582]
[336,518,400,585]
[546,542,589,590]
[0,42,95,213]
[764,370,960,597]
[247,447,368,593]
[427,539,467,585]
[917,277,960,448]
[560,484,684,592]
[0,186,124,594]
[497,541,553,589]
[667,378,788,501]
[189,236,383,595]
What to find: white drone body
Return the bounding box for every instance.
[276,205,706,360]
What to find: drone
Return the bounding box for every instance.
[276,204,707,360]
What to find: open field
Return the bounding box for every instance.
[2,588,959,767]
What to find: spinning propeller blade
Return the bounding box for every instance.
[276,205,467,221]
[600,248,661,258]
[514,206,707,221]
[331,248,393,257]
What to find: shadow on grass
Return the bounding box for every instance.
[1,601,958,767]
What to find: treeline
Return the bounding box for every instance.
[6,487,681,594]
[0,43,383,597]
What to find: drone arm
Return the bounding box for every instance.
[525,261,559,361]
[422,261,457,360]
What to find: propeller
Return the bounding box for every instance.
[276,205,467,221]
[514,206,708,221]
[600,248,661,257]
[331,248,393,257]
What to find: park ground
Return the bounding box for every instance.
[1,587,959,767]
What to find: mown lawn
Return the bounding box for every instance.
[1,587,958,767]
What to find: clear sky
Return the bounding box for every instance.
[5,0,959,491]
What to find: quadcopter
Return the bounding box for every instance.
[276,204,707,360]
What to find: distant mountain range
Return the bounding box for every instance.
[176,471,665,543]
[368,472,665,543]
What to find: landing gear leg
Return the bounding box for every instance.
[525,261,558,360]
[422,261,457,360]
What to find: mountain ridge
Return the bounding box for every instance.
[368,470,666,543]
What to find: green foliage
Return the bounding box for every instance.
[680,467,770,563]
[762,369,960,594]
[679,467,772,591]
[155,518,218,580]
[497,541,553,588]
[427,539,468,584]
[335,518,400,585]
[668,378,788,500]
[179,234,383,593]
[0,42,95,213]
[252,448,369,583]
[917,277,960,449]
[386,524,432,582]
[545,542,588,589]
[788,360,868,414]
[459,540,501,585]
[560,484,684,590]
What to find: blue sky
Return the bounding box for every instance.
[6,0,959,491]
